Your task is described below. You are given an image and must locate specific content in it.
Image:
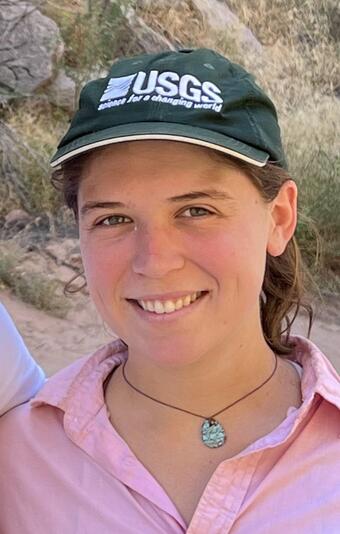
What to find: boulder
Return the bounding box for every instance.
[191,0,262,53]
[0,0,64,102]
[46,69,76,113]
[4,208,32,229]
[121,7,175,54]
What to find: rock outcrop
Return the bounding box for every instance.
[122,7,175,54]
[135,0,262,55]
[46,69,76,113]
[191,0,262,53]
[0,0,64,103]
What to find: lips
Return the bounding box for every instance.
[127,290,209,319]
[127,290,209,302]
[128,290,208,305]
[139,291,206,310]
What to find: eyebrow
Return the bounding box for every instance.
[80,188,234,216]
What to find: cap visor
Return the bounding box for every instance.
[50,122,269,168]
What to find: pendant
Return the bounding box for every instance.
[201,418,226,448]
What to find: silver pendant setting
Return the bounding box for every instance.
[201,418,226,448]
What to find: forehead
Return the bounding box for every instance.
[79,140,248,193]
[76,141,266,216]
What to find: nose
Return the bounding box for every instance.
[132,225,185,278]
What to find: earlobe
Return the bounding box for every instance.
[266,180,298,257]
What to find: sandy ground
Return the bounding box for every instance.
[1,289,340,375]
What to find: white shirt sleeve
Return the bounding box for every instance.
[0,303,45,415]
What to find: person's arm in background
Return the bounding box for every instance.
[0,303,45,415]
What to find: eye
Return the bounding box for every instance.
[96,215,132,226]
[180,206,214,218]
[93,206,214,227]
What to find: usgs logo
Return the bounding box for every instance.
[98,70,223,112]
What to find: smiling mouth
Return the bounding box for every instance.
[127,291,209,315]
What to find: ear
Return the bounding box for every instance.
[267,180,298,257]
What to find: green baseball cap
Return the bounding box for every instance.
[50,48,287,169]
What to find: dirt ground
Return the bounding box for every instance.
[1,289,339,375]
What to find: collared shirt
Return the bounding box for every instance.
[0,303,45,416]
[0,336,339,533]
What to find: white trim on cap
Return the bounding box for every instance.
[50,134,268,168]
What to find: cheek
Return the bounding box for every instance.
[199,221,268,292]
[80,234,127,297]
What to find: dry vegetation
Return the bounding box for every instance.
[0,0,339,312]
[0,242,69,317]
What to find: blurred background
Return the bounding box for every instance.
[0,0,339,374]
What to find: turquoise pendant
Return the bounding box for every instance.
[201,418,226,448]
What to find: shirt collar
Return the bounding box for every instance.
[31,338,128,433]
[291,335,340,409]
[31,335,340,416]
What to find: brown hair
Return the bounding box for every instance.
[51,146,314,356]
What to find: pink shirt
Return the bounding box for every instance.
[0,336,339,533]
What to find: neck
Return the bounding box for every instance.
[106,327,278,426]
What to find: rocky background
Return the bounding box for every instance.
[0,0,339,374]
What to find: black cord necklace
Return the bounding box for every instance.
[121,354,278,448]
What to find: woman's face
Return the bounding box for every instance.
[78,141,285,367]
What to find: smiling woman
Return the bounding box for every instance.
[54,141,307,357]
[0,48,339,534]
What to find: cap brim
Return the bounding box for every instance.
[50,122,269,168]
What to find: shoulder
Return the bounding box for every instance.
[0,340,127,501]
[0,303,45,415]
[0,337,127,443]
[0,399,67,487]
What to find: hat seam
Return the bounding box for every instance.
[244,104,265,150]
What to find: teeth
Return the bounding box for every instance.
[154,301,164,314]
[183,295,191,306]
[164,300,176,313]
[175,298,184,310]
[145,301,154,312]
[138,291,203,314]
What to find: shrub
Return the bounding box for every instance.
[41,0,127,87]
[0,247,69,318]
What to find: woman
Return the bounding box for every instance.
[0,302,44,415]
[0,49,339,533]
